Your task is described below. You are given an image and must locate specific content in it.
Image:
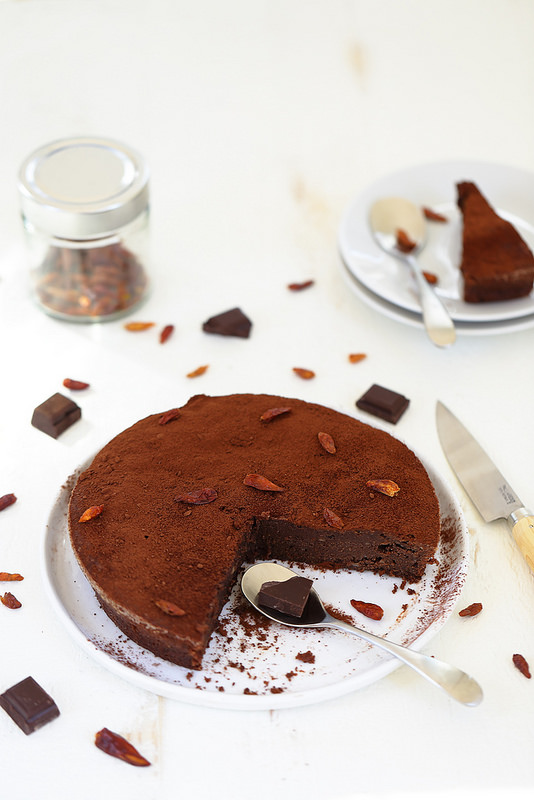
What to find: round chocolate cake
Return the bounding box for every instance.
[68,393,440,669]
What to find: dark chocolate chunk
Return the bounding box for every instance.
[258,575,313,618]
[356,384,409,424]
[202,307,252,338]
[31,392,81,438]
[0,676,60,735]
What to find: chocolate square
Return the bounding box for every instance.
[356,384,409,424]
[202,307,252,338]
[0,676,60,735]
[31,393,81,438]
[257,576,313,618]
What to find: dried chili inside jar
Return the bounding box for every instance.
[18,137,150,321]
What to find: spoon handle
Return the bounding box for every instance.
[323,617,482,706]
[405,254,456,348]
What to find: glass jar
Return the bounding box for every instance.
[18,137,150,322]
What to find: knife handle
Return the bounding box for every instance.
[509,508,534,572]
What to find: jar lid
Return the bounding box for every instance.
[18,137,149,240]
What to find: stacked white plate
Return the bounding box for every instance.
[338,160,534,335]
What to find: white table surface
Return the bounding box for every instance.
[1,1,534,798]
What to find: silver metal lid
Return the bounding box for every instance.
[18,137,149,240]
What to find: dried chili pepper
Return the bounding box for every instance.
[94,728,151,766]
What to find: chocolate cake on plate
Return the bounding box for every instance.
[68,393,440,670]
[457,181,534,302]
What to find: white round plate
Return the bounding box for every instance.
[42,451,468,711]
[338,160,534,326]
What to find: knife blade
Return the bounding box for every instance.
[436,401,534,572]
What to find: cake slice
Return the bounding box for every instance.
[457,181,534,303]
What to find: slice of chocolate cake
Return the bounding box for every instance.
[68,393,441,670]
[457,181,534,302]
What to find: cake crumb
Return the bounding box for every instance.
[296,650,315,664]
[228,661,246,672]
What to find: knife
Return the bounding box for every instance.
[436,401,534,572]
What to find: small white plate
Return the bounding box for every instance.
[340,257,534,336]
[338,160,534,325]
[41,453,468,711]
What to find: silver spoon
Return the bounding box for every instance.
[369,197,456,348]
[241,562,482,706]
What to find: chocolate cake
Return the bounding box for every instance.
[457,181,534,302]
[68,393,440,669]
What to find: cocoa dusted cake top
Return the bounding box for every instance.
[68,393,440,668]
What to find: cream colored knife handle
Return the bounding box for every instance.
[509,508,534,572]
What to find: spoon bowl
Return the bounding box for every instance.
[369,197,456,347]
[241,562,482,706]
